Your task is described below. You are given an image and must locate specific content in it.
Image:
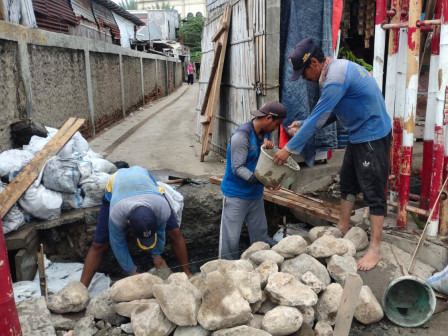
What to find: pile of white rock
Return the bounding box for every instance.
[47,226,384,336]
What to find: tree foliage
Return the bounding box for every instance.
[177,17,204,63]
[151,1,174,9]
[118,0,139,10]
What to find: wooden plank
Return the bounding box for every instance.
[333,273,363,336]
[0,117,85,219]
[5,226,37,250]
[37,244,47,298]
[200,5,233,161]
[210,176,341,223]
[200,42,223,116]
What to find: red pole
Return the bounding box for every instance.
[397,0,423,228]
[420,2,442,212]
[373,0,387,89]
[0,218,22,335]
[387,0,403,194]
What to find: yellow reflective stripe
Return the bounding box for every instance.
[137,233,157,250]
[157,186,165,194]
[106,172,118,193]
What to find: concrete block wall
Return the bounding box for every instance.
[0,20,182,149]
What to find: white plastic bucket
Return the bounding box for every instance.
[254,146,300,188]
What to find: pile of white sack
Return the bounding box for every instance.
[0,127,117,234]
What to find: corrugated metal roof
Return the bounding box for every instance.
[92,1,120,39]
[93,0,144,26]
[70,0,96,23]
[35,16,70,33]
[32,0,77,32]
[32,0,48,16]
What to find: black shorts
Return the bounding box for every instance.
[93,194,179,244]
[340,132,392,216]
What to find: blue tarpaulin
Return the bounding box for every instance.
[280,0,337,166]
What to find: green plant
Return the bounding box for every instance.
[338,47,373,72]
[178,17,204,63]
[118,0,139,10]
[151,1,174,9]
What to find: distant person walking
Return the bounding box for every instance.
[187,63,195,85]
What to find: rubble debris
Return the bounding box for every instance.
[344,227,369,251]
[271,235,307,258]
[309,226,343,243]
[17,226,391,335]
[109,273,163,302]
[306,235,348,258]
[46,281,89,314]
[262,305,303,335]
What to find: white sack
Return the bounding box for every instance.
[427,264,448,295]
[42,157,81,194]
[0,149,34,177]
[158,182,184,225]
[19,184,62,220]
[61,189,83,210]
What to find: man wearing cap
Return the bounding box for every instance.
[80,166,192,287]
[273,38,391,271]
[219,101,286,260]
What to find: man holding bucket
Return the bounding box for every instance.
[219,101,286,260]
[273,38,391,271]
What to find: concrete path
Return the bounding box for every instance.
[89,83,225,178]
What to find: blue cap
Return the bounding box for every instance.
[289,38,316,82]
[129,206,158,250]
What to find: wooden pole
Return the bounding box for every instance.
[37,244,47,298]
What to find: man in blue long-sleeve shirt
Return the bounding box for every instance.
[274,38,391,271]
[80,166,191,287]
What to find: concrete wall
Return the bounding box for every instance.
[0,20,182,150]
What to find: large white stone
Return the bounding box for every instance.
[246,314,264,330]
[316,283,343,325]
[200,259,254,277]
[190,273,207,295]
[314,321,334,336]
[344,227,369,251]
[174,325,211,336]
[86,288,125,326]
[110,273,163,302]
[226,269,262,304]
[153,272,202,326]
[306,235,348,258]
[271,235,307,258]
[130,302,175,336]
[212,325,271,336]
[354,286,384,324]
[309,226,343,243]
[115,299,157,318]
[197,271,253,330]
[342,239,357,257]
[265,272,317,307]
[46,281,89,314]
[326,255,357,285]
[240,242,271,260]
[298,306,315,327]
[301,271,326,294]
[250,250,284,266]
[281,254,331,285]
[258,299,277,314]
[262,306,303,336]
[255,259,278,288]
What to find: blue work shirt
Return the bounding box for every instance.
[106,166,170,274]
[285,59,391,154]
